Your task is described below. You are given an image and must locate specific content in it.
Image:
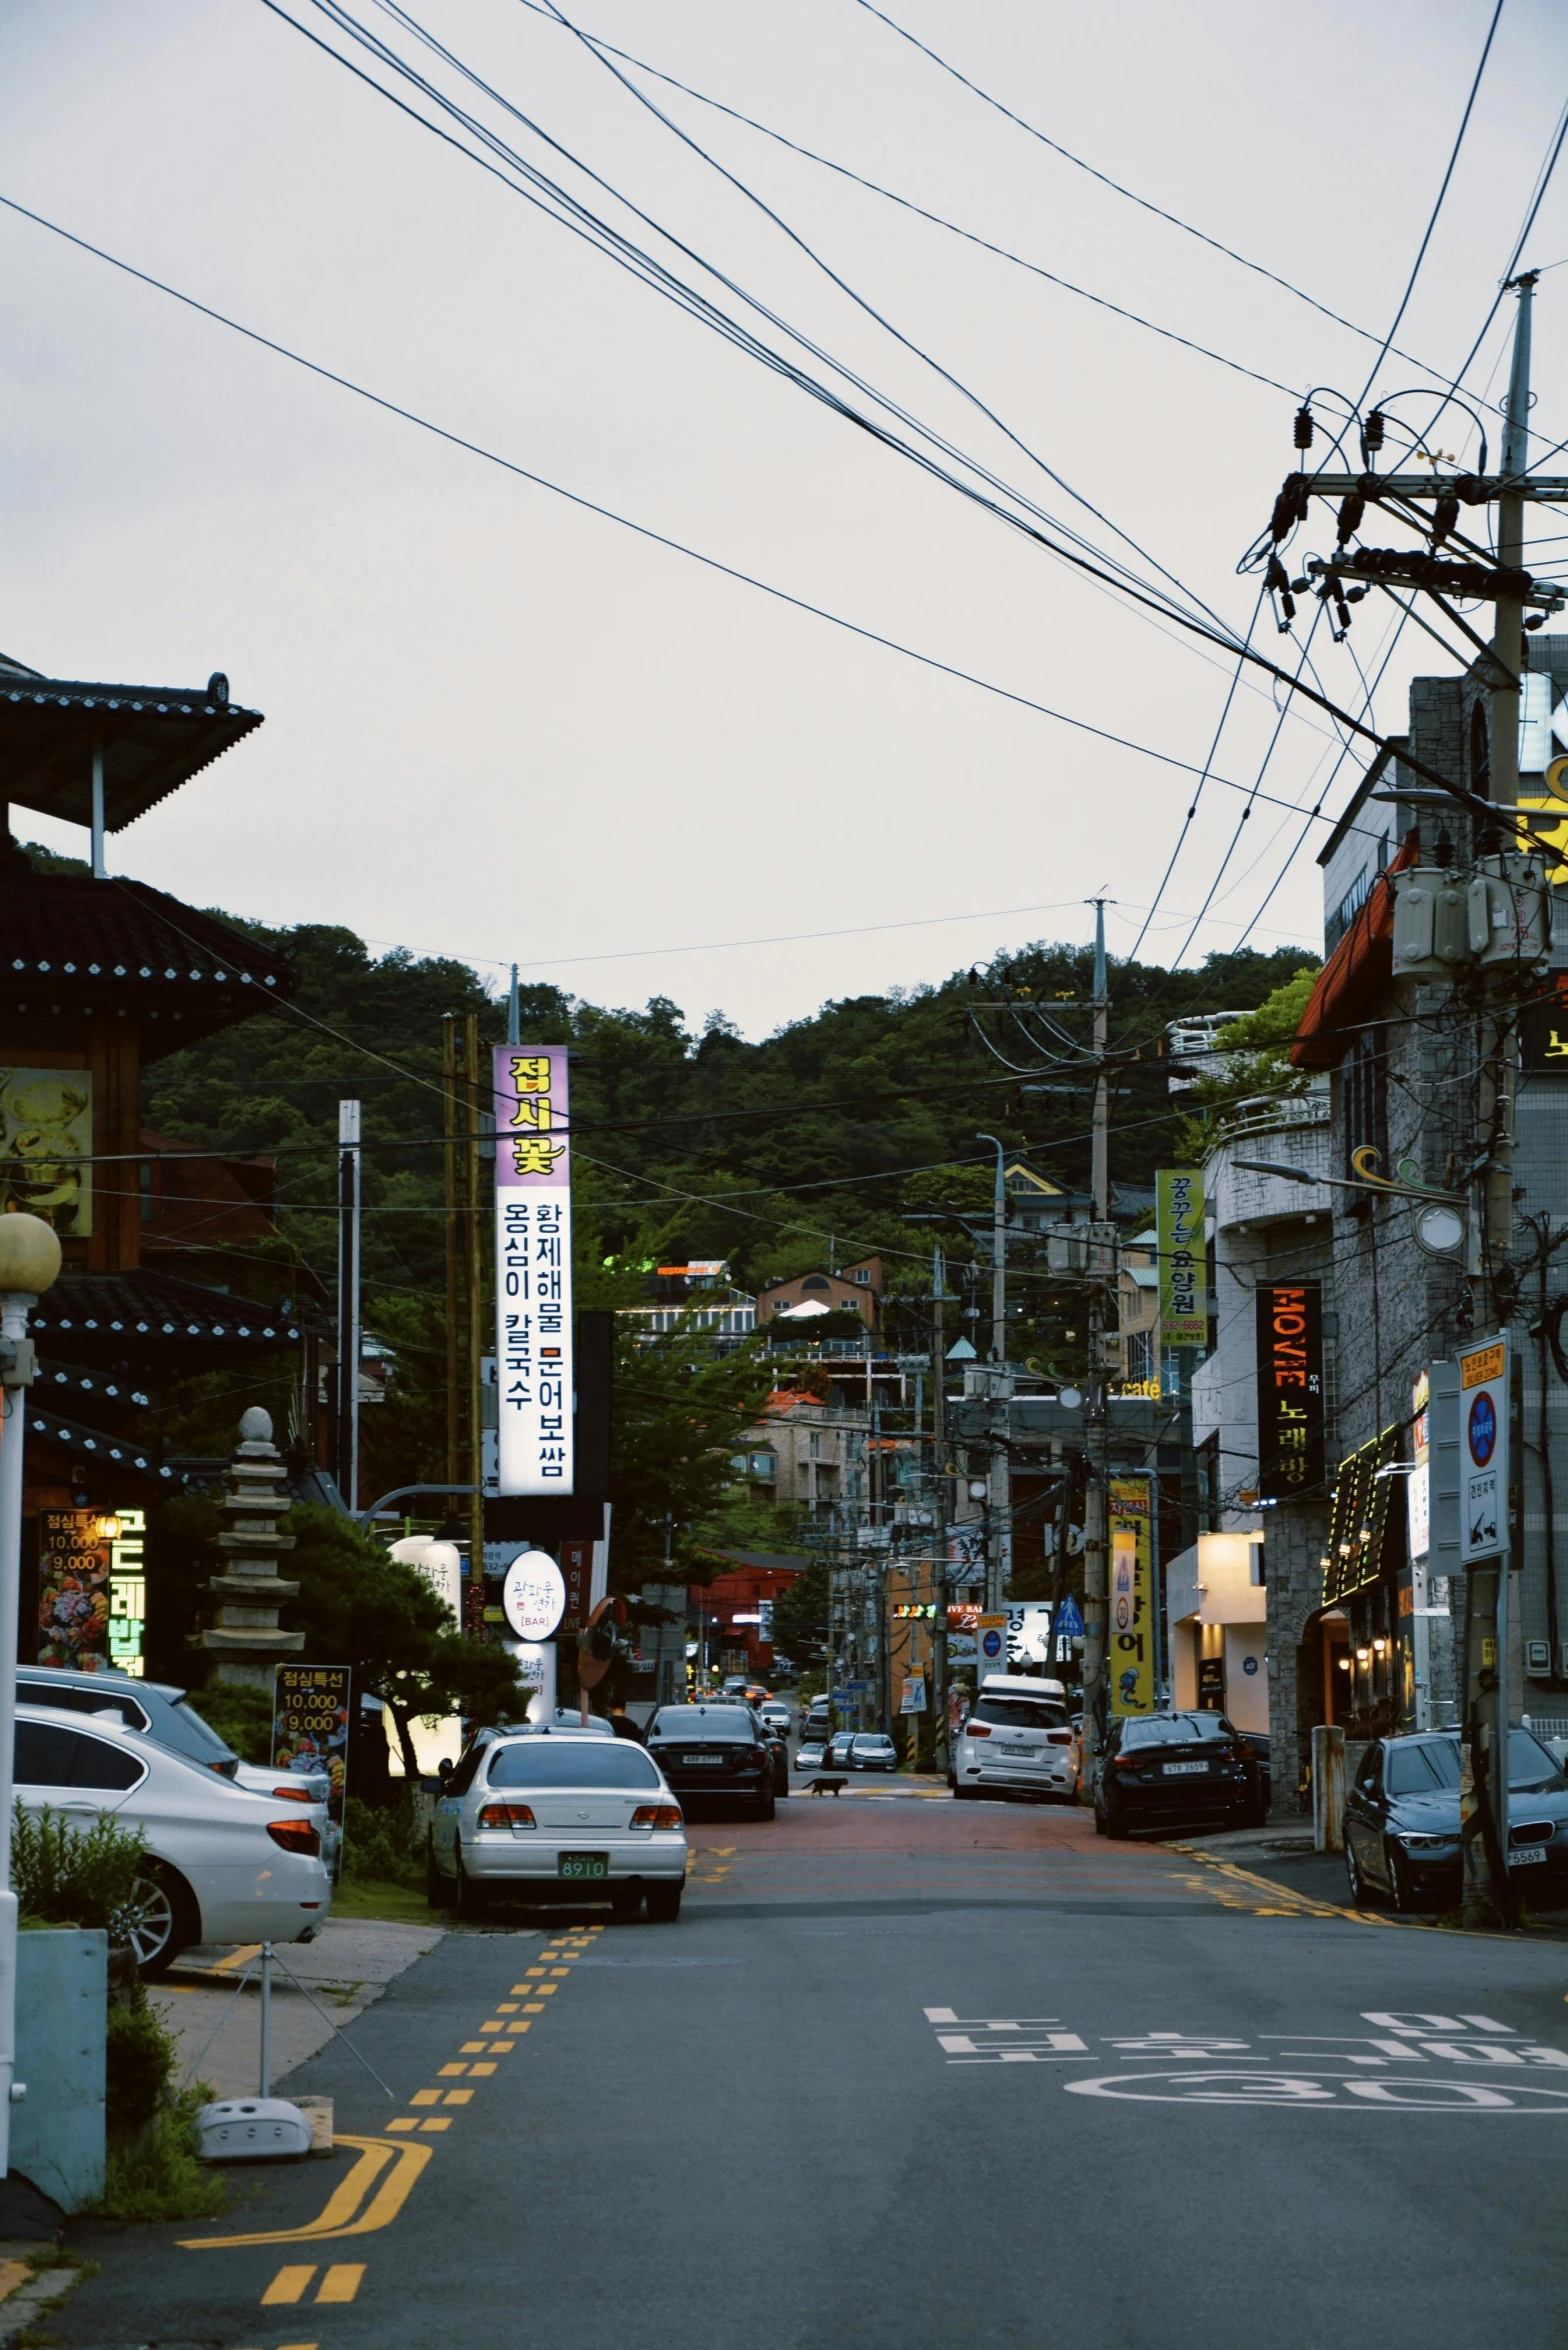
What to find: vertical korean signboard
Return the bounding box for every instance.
[1458,1336,1508,1565]
[1108,1475,1154,1715]
[494,1045,574,1496]
[1254,1281,1325,1500]
[37,1510,110,1668]
[1156,1170,1207,1349]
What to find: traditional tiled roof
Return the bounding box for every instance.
[34,1358,151,1410]
[23,1401,170,1481]
[31,1270,301,1350]
[0,871,293,1052]
[0,658,262,831]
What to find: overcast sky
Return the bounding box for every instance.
[4,0,1567,1036]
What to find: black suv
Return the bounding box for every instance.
[1095,1712,1260,1838]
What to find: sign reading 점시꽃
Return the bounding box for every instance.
[494,1045,574,1496]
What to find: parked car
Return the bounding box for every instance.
[429,1726,685,1921]
[751,1712,791,1798]
[1241,1731,1272,1814]
[645,1704,777,1819]
[15,1666,330,1805]
[839,1733,897,1775]
[758,1701,792,1735]
[825,1731,858,1768]
[470,1712,615,1746]
[794,1738,827,1772]
[1094,1712,1259,1837]
[953,1678,1076,1803]
[1344,1728,1568,1912]
[721,1675,751,1697]
[15,1703,331,1976]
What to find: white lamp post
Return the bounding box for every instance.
[0,1212,62,2177]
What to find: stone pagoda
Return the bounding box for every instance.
[193,1407,304,1688]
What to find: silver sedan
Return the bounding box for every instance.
[428,1729,687,1922]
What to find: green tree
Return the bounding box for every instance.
[769,1555,829,1666]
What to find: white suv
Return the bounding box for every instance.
[952,1675,1077,1802]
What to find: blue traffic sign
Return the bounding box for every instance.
[1053,1594,1085,1640]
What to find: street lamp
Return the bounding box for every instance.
[0,1213,62,2177]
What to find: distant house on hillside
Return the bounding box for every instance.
[757,1256,882,1331]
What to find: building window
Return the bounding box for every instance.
[1124,1327,1154,1384]
[1343,1027,1388,1178]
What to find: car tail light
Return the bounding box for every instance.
[478,1803,537,1829]
[270,1785,314,1805]
[1112,1754,1143,1774]
[631,1804,683,1830]
[749,1745,770,1766]
[966,1724,991,1739]
[266,1818,322,1857]
[1047,1731,1073,1746]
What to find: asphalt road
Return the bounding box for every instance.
[58,1783,1568,2349]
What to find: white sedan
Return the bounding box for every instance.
[428,1729,687,1922]
[16,1703,333,1976]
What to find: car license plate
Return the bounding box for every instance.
[558,1852,609,1880]
[1001,1745,1038,1757]
[1163,1760,1207,1775]
[682,1754,725,1766]
[1508,1846,1547,1867]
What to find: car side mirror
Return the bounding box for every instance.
[437,1758,454,1783]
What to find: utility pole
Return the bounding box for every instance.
[931,1242,950,1765]
[1461,273,1536,1928]
[1079,897,1112,1799]
[976,1133,1012,1618]
[335,1100,361,1512]
[442,1014,487,1570]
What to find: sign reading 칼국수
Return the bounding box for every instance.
[1108,1475,1154,1715]
[495,1046,574,1495]
[1459,1336,1508,1566]
[1157,1170,1207,1348]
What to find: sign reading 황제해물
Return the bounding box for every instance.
[494,1046,574,1496]
[1157,1169,1207,1349]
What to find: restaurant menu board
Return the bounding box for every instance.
[37,1508,110,1668]
[272,1664,351,1841]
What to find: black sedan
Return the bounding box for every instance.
[1344,1728,1568,1913]
[645,1704,776,1820]
[1094,1712,1259,1837]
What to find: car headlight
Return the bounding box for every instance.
[1397,1832,1456,1852]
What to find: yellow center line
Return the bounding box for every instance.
[316,2264,365,2305]
[182,2135,431,2251]
[261,2267,316,2306]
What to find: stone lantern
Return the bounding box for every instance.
[192,1406,305,1688]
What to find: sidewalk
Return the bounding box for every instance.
[152,1915,445,2098]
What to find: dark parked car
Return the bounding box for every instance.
[1094,1712,1259,1838]
[750,1710,791,1798]
[645,1704,776,1819]
[1344,1728,1568,1912]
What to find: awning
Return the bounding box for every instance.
[0,666,262,831]
[1290,831,1420,1070]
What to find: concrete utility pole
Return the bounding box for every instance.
[976,1135,1012,1617]
[931,1243,950,1763]
[1460,272,1536,1927]
[1079,898,1112,1798]
[335,1099,362,1512]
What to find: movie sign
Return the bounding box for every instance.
[1157,1169,1207,1348]
[1108,1476,1154,1716]
[1254,1280,1325,1500]
[494,1044,573,1495]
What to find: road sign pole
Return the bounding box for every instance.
[1457,1338,1511,1926]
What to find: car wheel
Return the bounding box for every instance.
[454,1844,488,1920]
[426,1836,456,1911]
[1345,1837,1376,1908]
[1093,1798,1107,1836]
[756,1790,777,1821]
[125,1862,196,1980]
[611,1885,643,1920]
[946,1771,957,1792]
[646,1883,682,1925]
[1102,1792,1130,1841]
[1386,1844,1415,1914]
[954,1782,976,1801]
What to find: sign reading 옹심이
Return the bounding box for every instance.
[494,1045,574,1496]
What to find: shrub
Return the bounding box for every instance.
[12,1806,144,1933]
[184,1680,274,1764]
[100,2087,227,2224]
[106,1985,176,2137]
[341,1793,423,1890]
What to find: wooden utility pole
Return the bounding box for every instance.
[1079,897,1112,1797]
[1461,273,1536,1928]
[442,1012,487,1566]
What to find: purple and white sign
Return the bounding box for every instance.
[494,1045,574,1496]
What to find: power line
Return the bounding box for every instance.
[0,191,1394,846]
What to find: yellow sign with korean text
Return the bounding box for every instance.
[1108,1475,1155,1716]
